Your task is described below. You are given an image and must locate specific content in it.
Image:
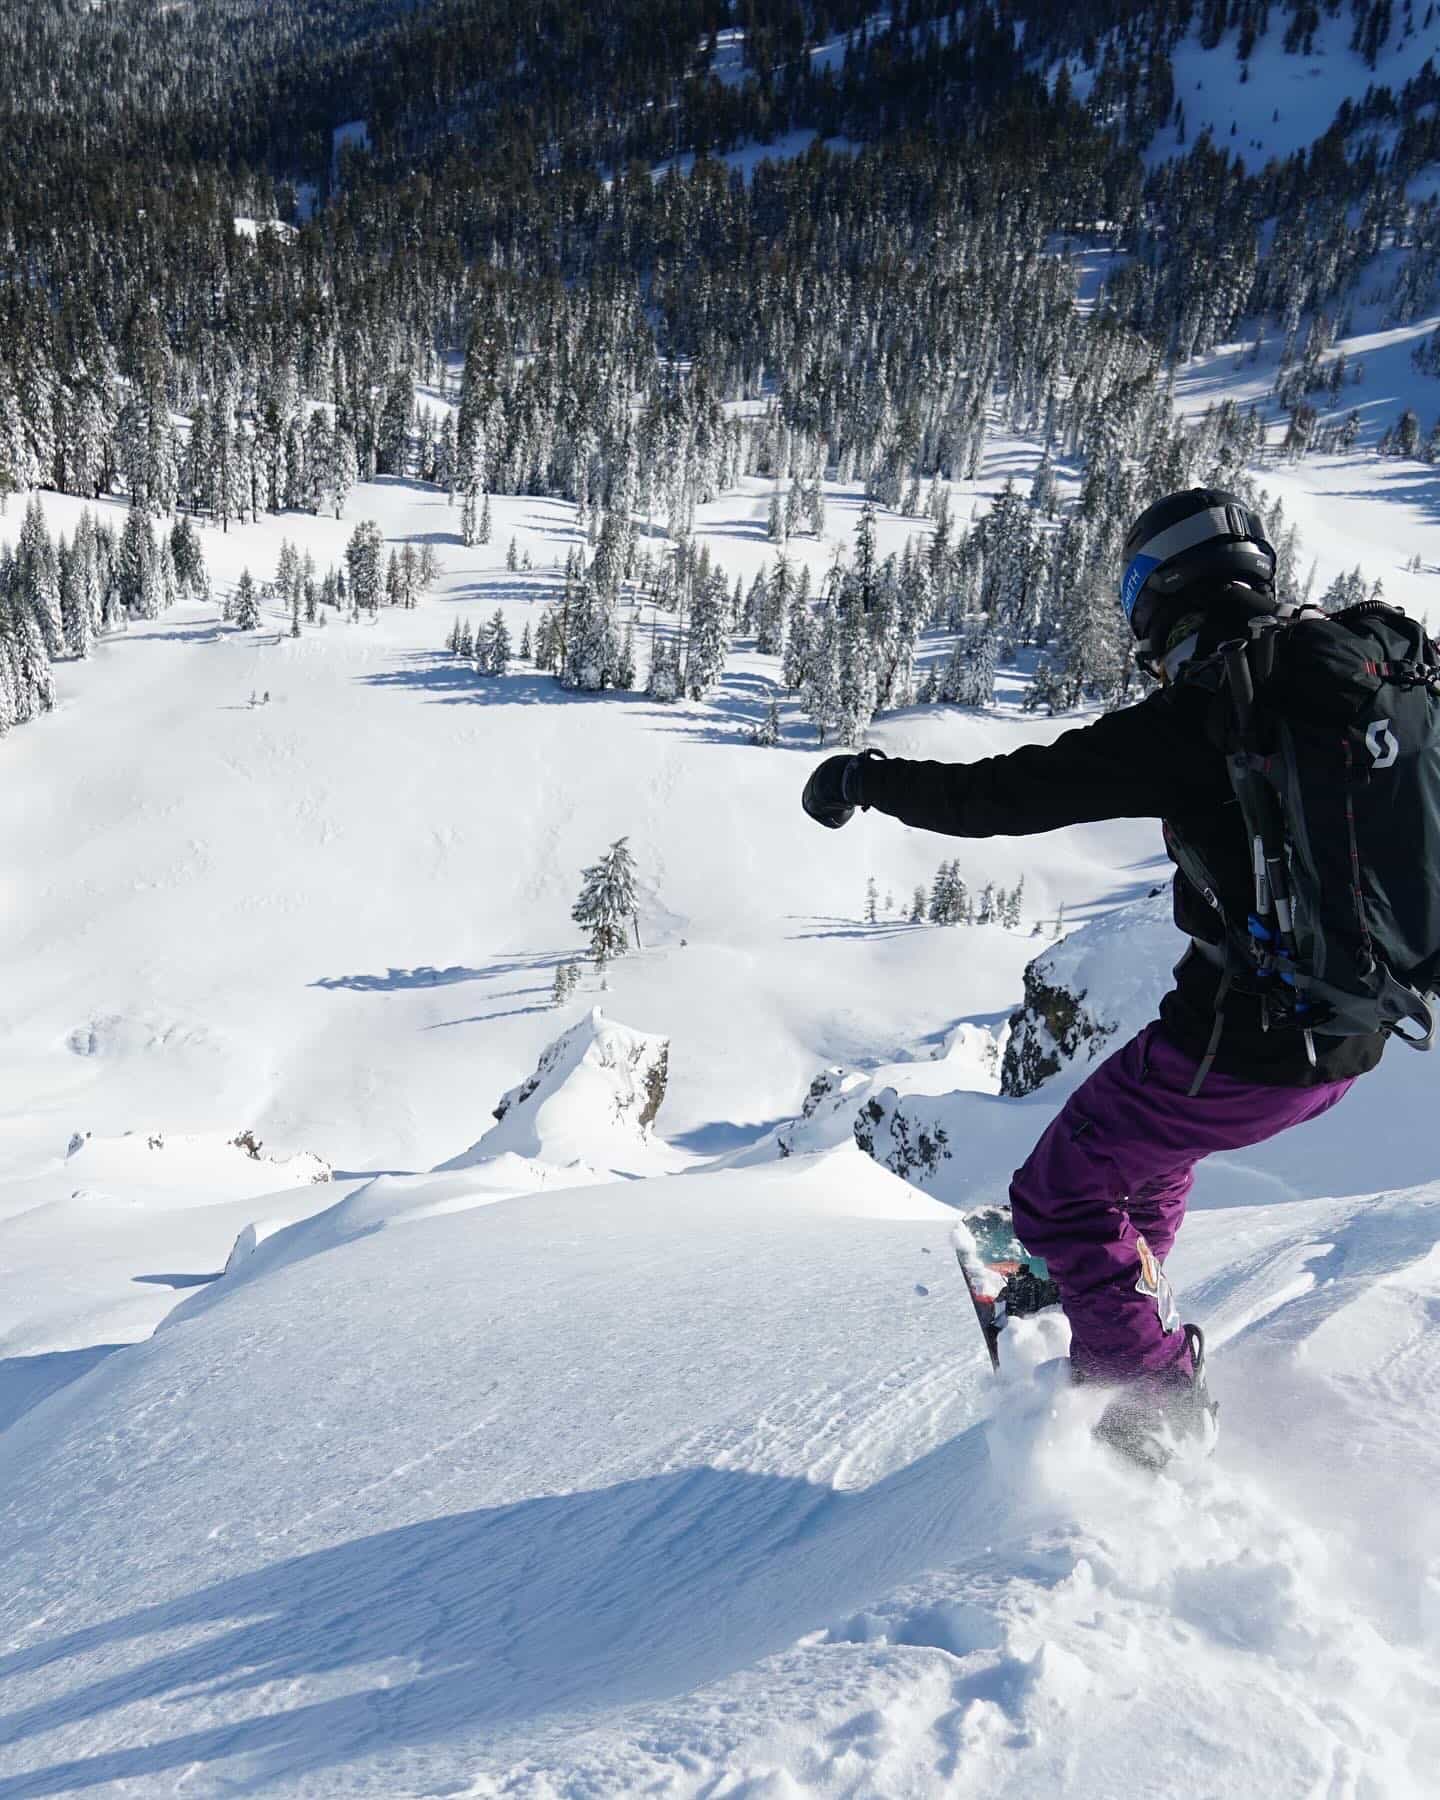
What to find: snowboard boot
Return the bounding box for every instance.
[1091,1324,1220,1472]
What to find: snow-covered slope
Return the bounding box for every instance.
[1145,12,1440,171]
[2,1141,1436,1795]
[4,293,1440,1791]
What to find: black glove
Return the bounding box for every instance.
[801,748,885,830]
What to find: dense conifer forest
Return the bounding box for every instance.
[3,0,1437,736]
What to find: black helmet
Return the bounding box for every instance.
[1120,487,1277,652]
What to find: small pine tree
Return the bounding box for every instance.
[752,699,781,746]
[483,608,511,674]
[232,570,261,631]
[613,621,637,689]
[520,621,533,661]
[572,837,642,964]
[505,535,518,572]
[865,876,879,924]
[478,492,493,544]
[551,964,570,1007]
[910,885,927,924]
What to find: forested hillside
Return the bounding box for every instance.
[4,0,1438,741]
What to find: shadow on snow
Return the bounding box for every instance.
[312,953,563,993]
[0,1425,997,1796]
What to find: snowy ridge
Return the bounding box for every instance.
[442,1005,675,1176]
[1,1139,1436,1794]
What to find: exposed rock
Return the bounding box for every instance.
[444,1007,672,1175]
[1000,892,1178,1096]
[853,1089,951,1183]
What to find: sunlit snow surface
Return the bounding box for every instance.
[3,269,1440,1788]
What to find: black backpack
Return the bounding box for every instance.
[1170,601,1440,1087]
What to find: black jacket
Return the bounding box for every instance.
[859,681,1386,1087]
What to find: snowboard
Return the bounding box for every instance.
[951,1208,1060,1372]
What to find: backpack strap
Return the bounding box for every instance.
[1186,965,1233,1098]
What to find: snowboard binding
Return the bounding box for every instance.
[1091,1323,1220,1472]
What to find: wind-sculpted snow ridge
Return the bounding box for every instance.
[1,1149,1436,1796]
[438,1005,679,1178]
[62,1126,331,1197]
[204,1010,685,1303]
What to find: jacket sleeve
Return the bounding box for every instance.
[858,688,1231,838]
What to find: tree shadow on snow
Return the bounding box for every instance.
[786,915,920,942]
[312,952,564,993]
[131,1272,222,1290]
[359,654,608,708]
[424,982,555,1027]
[0,1426,996,1796]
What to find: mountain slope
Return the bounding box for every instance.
[1,1137,1436,1797]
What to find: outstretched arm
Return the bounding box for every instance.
[851,688,1229,838]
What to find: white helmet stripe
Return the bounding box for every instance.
[1131,505,1242,567]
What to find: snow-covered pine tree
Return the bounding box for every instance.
[614,620,637,689]
[835,589,876,745]
[345,521,385,613]
[19,499,64,656]
[57,534,89,659]
[939,617,998,708]
[928,861,954,924]
[757,555,790,657]
[807,482,826,538]
[646,633,681,701]
[800,595,841,744]
[571,836,642,967]
[483,608,511,674]
[232,570,261,631]
[169,513,206,599]
[328,426,358,519]
[684,575,729,699]
[117,503,162,620]
[767,484,786,543]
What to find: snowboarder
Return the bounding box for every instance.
[802,488,1436,1467]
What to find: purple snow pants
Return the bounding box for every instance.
[1009,1021,1354,1383]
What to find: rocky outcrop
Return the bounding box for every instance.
[853,1090,952,1183]
[442,1007,671,1175]
[1000,892,1177,1096]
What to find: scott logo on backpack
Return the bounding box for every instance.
[1365,718,1399,770]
